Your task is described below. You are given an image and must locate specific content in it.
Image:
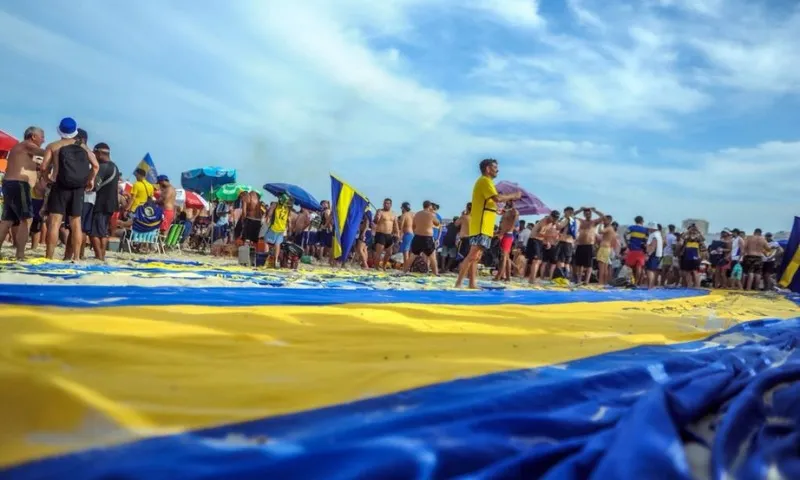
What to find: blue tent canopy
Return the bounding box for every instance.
[263,183,321,211]
[181,167,236,194]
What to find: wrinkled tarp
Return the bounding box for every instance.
[5,316,799,480]
[1,276,799,480]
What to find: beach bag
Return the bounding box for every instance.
[56,144,91,189]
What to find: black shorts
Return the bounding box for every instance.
[458,238,470,258]
[242,218,261,243]
[543,244,558,264]
[411,235,435,256]
[574,244,594,268]
[374,232,394,248]
[81,202,94,235]
[743,255,763,275]
[91,212,111,238]
[47,185,84,218]
[763,261,775,275]
[1,180,33,226]
[680,257,700,272]
[526,238,544,260]
[556,241,574,264]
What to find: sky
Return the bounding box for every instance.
[0,0,798,232]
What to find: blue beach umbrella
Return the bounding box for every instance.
[181,167,237,194]
[263,183,321,211]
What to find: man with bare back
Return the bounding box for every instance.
[574,207,606,284]
[373,198,399,269]
[241,190,264,245]
[0,126,45,259]
[398,201,414,264]
[403,200,440,275]
[318,200,334,262]
[526,211,560,284]
[157,175,176,232]
[596,215,616,285]
[41,118,99,261]
[743,228,769,291]
[455,202,471,260]
[292,208,311,248]
[494,200,518,281]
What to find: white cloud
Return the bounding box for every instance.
[0,0,797,231]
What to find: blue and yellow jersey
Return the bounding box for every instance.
[627,225,648,251]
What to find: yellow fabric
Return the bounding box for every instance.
[129,180,154,212]
[779,244,800,288]
[333,183,355,259]
[270,204,290,234]
[1,292,798,468]
[597,246,611,264]
[629,231,647,240]
[469,175,498,237]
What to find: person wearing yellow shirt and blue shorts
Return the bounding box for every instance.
[128,169,154,213]
[265,194,292,268]
[454,158,520,289]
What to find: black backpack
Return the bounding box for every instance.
[56,144,91,189]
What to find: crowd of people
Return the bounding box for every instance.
[0,120,786,291]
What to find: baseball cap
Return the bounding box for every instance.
[646,222,657,230]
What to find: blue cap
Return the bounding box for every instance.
[157,175,169,182]
[58,117,78,138]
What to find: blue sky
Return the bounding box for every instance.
[1,0,798,231]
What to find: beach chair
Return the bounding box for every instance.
[162,224,185,251]
[123,204,164,254]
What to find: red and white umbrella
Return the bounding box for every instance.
[119,180,133,194]
[154,188,209,210]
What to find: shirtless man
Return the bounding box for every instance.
[527,210,561,284]
[494,201,518,281]
[373,198,399,270]
[318,200,334,262]
[574,207,606,285]
[403,200,440,275]
[0,126,45,259]
[596,215,616,285]
[742,228,769,291]
[398,202,414,264]
[41,119,99,261]
[240,191,264,245]
[292,208,311,248]
[454,202,471,260]
[552,207,577,280]
[157,175,176,233]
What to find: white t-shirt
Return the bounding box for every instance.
[518,228,531,246]
[664,233,676,256]
[765,241,780,261]
[84,191,96,205]
[648,231,664,257]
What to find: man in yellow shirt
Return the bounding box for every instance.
[128,168,154,213]
[455,158,520,289]
[265,194,292,268]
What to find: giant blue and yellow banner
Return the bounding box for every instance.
[1,279,799,479]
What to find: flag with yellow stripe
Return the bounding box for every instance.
[330,174,369,261]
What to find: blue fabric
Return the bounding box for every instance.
[131,204,163,233]
[779,216,800,292]
[330,176,368,261]
[181,167,237,194]
[263,182,322,212]
[7,317,799,480]
[0,284,706,308]
[134,153,159,185]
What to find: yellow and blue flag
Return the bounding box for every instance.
[134,153,159,185]
[331,174,369,261]
[779,216,800,293]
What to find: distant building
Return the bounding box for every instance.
[682,218,709,236]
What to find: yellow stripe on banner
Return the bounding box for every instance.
[333,183,355,259]
[1,292,798,468]
[779,244,800,288]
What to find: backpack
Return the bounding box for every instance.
[56,144,91,189]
